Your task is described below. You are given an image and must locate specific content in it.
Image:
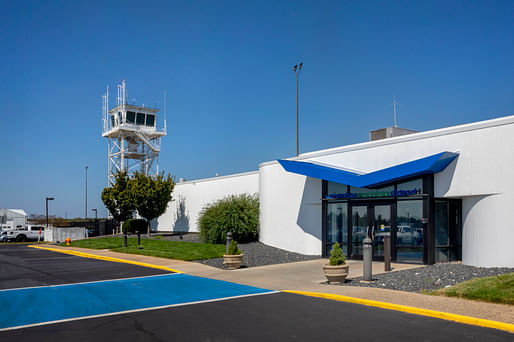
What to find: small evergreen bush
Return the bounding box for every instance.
[227,240,242,255]
[122,219,147,234]
[198,194,259,244]
[329,242,346,266]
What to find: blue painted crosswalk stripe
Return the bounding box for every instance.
[0,274,275,330]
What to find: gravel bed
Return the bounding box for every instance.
[196,241,320,269]
[150,233,319,268]
[337,262,514,293]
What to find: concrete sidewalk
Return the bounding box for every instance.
[40,245,514,325]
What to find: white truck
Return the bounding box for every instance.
[4,225,45,242]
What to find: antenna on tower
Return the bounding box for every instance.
[393,93,398,127]
[102,85,109,132]
[121,79,126,105]
[164,89,167,133]
[391,93,405,127]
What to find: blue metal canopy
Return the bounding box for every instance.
[277,151,458,188]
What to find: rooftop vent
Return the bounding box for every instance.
[369,126,417,141]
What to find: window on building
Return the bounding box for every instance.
[327,182,347,196]
[126,111,136,123]
[136,113,145,125]
[145,114,155,127]
[110,115,115,128]
[326,202,348,256]
[397,178,423,192]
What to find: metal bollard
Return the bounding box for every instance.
[363,236,372,281]
[226,232,232,254]
[384,235,391,272]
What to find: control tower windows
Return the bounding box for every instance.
[145,114,155,127]
[110,115,115,128]
[136,113,145,125]
[126,111,136,124]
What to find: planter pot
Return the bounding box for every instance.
[223,254,244,270]
[323,264,349,283]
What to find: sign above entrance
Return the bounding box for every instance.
[326,188,421,200]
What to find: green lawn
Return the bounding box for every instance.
[61,237,225,261]
[430,273,514,305]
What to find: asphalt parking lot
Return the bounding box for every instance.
[1,245,512,341]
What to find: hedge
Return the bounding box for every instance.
[198,194,259,244]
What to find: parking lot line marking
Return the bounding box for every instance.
[0,273,179,292]
[0,273,275,331]
[28,244,182,273]
[284,290,514,334]
[0,290,279,332]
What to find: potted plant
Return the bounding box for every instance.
[223,240,243,270]
[323,242,349,283]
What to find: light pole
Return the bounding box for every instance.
[293,62,303,157]
[46,197,54,229]
[85,166,88,221]
[92,208,97,236]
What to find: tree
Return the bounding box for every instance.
[132,171,175,237]
[101,171,136,233]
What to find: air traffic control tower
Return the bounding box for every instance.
[102,80,166,186]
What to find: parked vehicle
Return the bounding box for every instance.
[0,230,7,242]
[5,225,45,242]
[396,226,421,246]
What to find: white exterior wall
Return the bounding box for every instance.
[0,209,27,229]
[259,164,322,255]
[259,115,514,267]
[157,171,259,233]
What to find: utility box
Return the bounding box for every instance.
[369,126,417,141]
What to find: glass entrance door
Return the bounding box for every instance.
[372,205,392,258]
[351,206,368,258]
[350,203,392,260]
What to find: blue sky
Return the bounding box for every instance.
[1,0,513,218]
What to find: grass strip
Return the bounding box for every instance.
[61,237,225,261]
[430,272,514,305]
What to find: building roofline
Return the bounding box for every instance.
[176,170,259,185]
[259,114,514,168]
[108,104,159,114]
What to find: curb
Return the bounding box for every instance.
[284,290,514,334]
[27,245,182,274]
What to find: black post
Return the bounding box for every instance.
[85,166,88,221]
[137,232,141,246]
[384,235,391,272]
[45,197,54,230]
[293,62,303,157]
[123,234,127,248]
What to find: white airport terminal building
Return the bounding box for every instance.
[157,115,514,268]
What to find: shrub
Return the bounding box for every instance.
[122,219,147,234]
[227,240,242,255]
[329,242,346,266]
[198,194,259,244]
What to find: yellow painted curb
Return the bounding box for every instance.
[283,290,514,334]
[28,245,183,274]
